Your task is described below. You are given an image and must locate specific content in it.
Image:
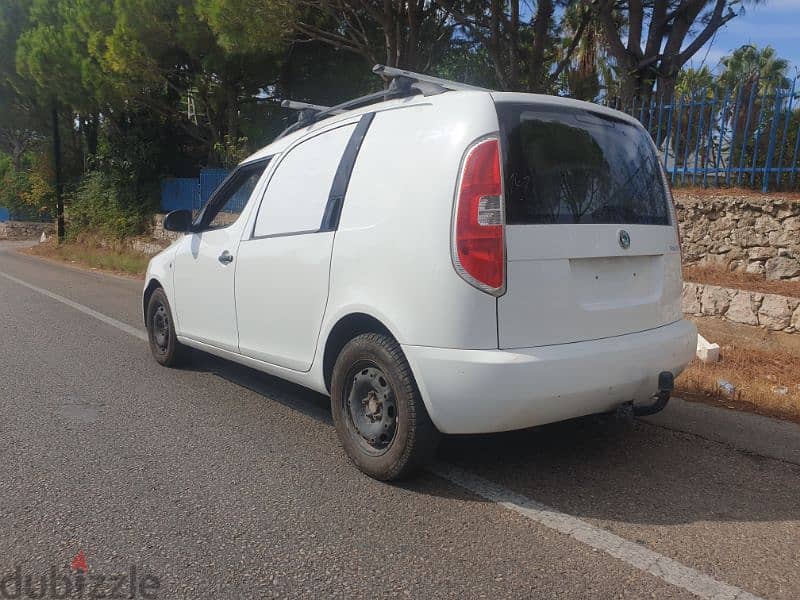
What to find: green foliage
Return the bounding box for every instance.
[0,150,53,220]
[195,0,294,54]
[675,67,715,99]
[213,135,250,169]
[67,171,147,240]
[718,45,791,95]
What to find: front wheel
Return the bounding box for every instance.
[330,333,440,480]
[146,288,188,367]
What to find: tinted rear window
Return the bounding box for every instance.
[497,103,669,225]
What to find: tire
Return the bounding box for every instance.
[146,288,188,367]
[330,333,440,480]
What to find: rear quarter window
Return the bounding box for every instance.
[496,103,669,226]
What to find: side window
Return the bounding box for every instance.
[253,124,356,238]
[201,161,269,230]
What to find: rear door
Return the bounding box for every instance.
[494,100,682,348]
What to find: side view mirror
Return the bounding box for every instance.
[163,209,194,233]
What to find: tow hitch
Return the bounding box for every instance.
[633,371,674,417]
[614,371,674,422]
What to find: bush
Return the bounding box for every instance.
[67,171,149,240]
[0,152,53,221]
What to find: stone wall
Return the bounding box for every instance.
[673,191,800,281]
[0,221,55,240]
[682,282,800,333]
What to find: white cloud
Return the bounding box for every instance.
[752,0,800,10]
[685,47,729,72]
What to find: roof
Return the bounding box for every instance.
[241,90,640,166]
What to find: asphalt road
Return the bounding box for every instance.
[1,240,799,599]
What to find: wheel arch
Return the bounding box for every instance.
[142,278,163,324]
[322,312,395,394]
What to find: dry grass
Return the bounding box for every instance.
[676,341,800,424]
[684,263,800,298]
[25,240,149,277]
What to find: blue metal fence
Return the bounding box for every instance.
[160,168,231,213]
[0,207,9,222]
[199,169,229,209]
[160,178,201,212]
[607,79,800,191]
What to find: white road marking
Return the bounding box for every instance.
[432,464,763,600]
[0,270,148,342]
[0,269,766,600]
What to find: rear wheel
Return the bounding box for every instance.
[331,333,439,480]
[146,288,188,367]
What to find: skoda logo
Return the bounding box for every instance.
[618,230,631,249]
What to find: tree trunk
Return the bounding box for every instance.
[529,0,554,92]
[52,101,64,241]
[85,113,98,157]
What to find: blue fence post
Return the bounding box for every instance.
[750,92,768,189]
[713,88,731,187]
[775,78,797,189]
[646,97,655,135]
[662,96,674,173]
[672,97,684,184]
[692,88,707,186]
[737,83,759,186]
[725,86,743,186]
[655,93,665,148]
[682,94,696,184]
[762,89,784,192]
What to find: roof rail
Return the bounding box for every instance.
[276,66,488,139]
[372,65,490,92]
[280,100,346,130]
[281,100,331,113]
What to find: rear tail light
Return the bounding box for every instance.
[452,137,505,295]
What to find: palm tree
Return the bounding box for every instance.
[717,45,792,183]
[718,45,791,96]
[675,66,715,100]
[560,2,601,100]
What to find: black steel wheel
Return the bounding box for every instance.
[146,288,188,367]
[343,363,398,455]
[331,333,439,480]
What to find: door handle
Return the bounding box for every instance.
[218,251,234,264]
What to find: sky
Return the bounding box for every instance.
[685,0,800,76]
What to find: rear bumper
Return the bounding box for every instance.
[402,319,697,434]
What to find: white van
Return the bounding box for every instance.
[143,67,696,480]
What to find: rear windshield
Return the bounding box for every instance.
[496,103,669,225]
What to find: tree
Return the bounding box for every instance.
[0,81,42,170]
[559,0,604,99]
[718,44,791,96]
[596,0,753,103]
[675,65,714,98]
[435,0,592,92]
[294,1,456,74]
[0,0,46,170]
[116,1,290,162]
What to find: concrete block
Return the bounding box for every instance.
[696,334,720,363]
